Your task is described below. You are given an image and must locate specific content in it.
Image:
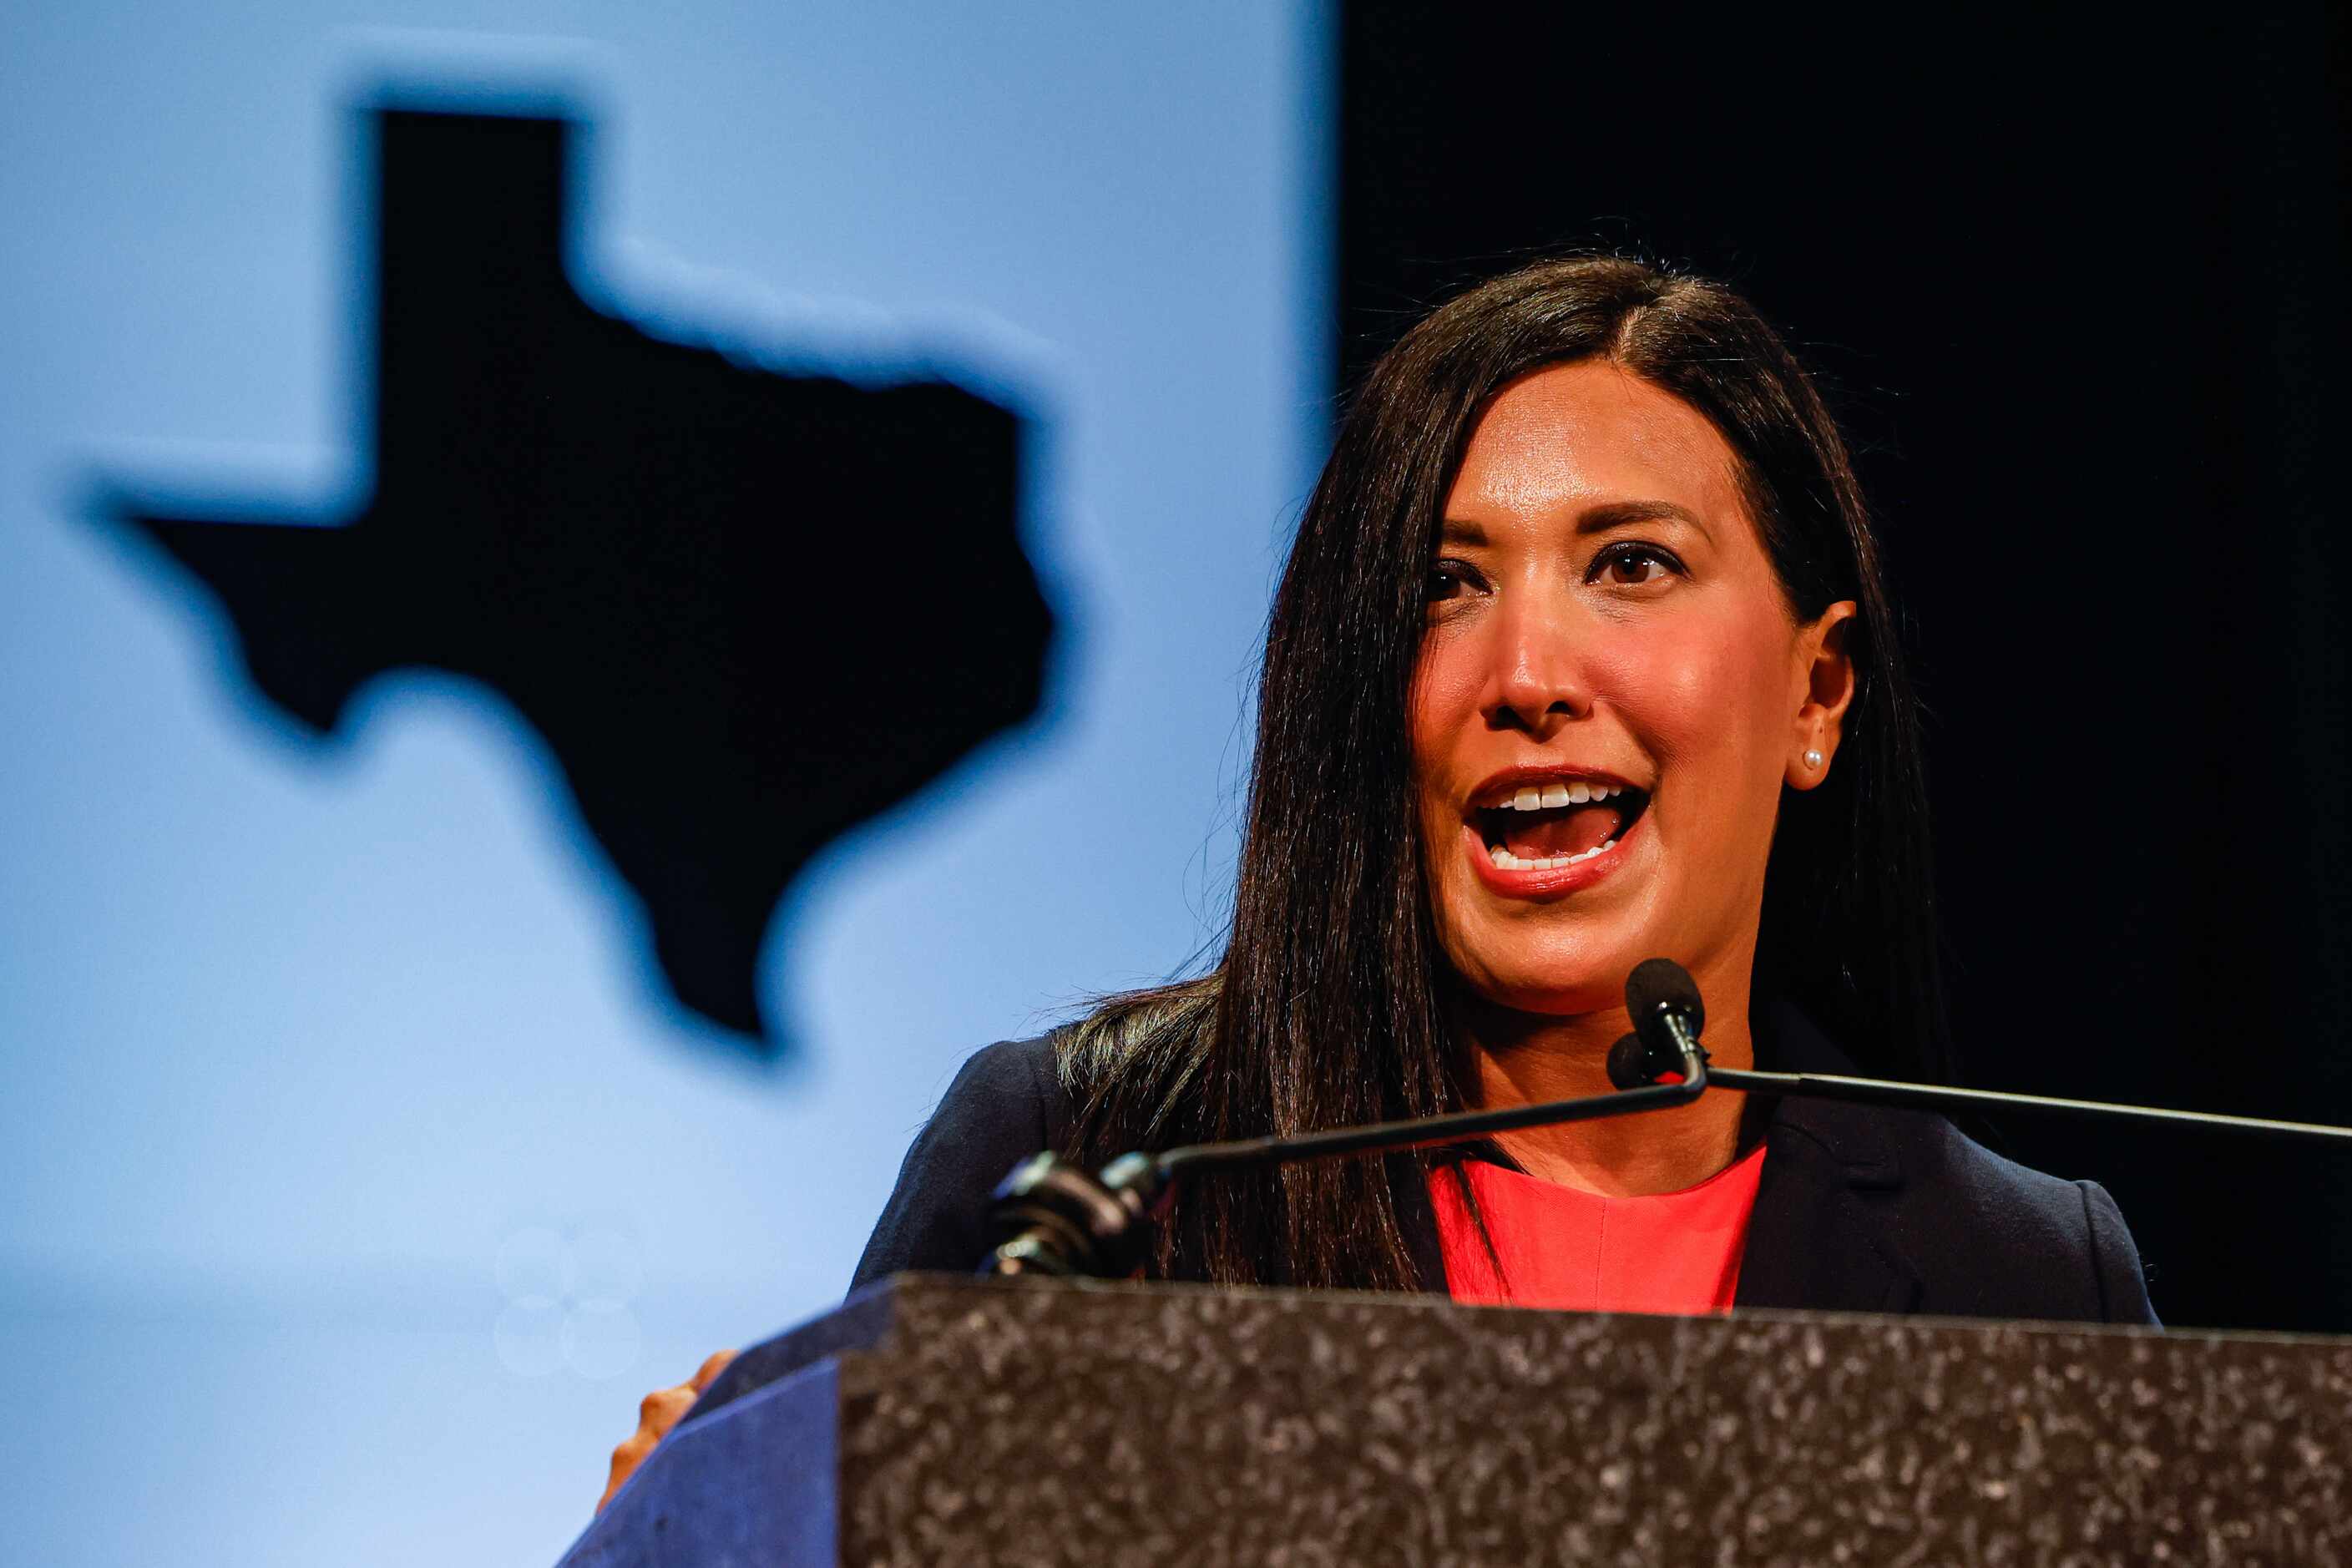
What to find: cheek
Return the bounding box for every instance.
[1409,631,1482,729]
[1408,635,1485,943]
[1591,613,1792,788]
[1408,631,1485,781]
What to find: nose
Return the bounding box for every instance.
[1484,590,1594,738]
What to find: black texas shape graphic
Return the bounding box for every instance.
[104,103,1054,1052]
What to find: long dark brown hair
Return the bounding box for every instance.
[1059,256,1944,1291]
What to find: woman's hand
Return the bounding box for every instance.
[597,1349,736,1513]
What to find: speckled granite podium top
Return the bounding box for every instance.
[567,1274,2352,1567]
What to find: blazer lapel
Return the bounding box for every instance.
[1733,999,1921,1314]
[1731,1115,1916,1313]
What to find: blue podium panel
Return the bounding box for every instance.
[562,1360,841,1568]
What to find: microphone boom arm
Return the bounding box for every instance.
[1159,1060,1706,1175]
[1704,1066,2352,1145]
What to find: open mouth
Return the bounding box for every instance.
[1470,781,1651,872]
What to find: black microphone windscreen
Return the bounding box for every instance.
[1606,1031,1659,1090]
[1626,958,1704,1037]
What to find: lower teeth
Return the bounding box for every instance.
[1489,839,1618,872]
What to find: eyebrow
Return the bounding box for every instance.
[1577,498,1713,543]
[1438,499,1713,546]
[1439,518,1490,545]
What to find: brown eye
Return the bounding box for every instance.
[1426,559,1482,603]
[1592,544,1681,587]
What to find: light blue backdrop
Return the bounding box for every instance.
[0,5,1329,1560]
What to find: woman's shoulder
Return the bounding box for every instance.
[1892,1108,2140,1256]
[933,1032,1075,1143]
[1755,998,2157,1324]
[847,1031,1077,1291]
[847,981,1219,1291]
[1875,1109,2157,1323]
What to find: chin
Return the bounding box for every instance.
[1446,928,1642,1017]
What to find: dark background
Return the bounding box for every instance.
[1341,3,2352,1331]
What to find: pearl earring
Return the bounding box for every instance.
[1803,749,1824,770]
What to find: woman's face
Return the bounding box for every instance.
[1411,360,1855,1017]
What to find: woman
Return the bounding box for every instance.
[599,255,2153,1510]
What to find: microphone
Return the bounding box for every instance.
[1605,1029,1674,1092]
[1627,956,1705,1041]
[985,1151,1166,1279]
[1607,956,1707,1090]
[984,957,2352,1279]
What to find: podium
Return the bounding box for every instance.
[561,1273,2352,1565]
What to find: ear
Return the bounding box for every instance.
[1787,600,1859,792]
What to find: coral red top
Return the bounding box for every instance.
[1430,1144,1768,1315]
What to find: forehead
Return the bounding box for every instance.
[1445,361,1747,525]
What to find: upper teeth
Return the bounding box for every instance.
[1500,782,1623,811]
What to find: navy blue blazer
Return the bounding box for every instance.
[852,999,2160,1324]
